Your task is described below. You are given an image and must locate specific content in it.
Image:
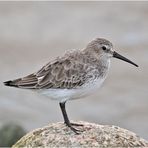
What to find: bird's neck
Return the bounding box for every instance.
[82,50,110,78]
[83,49,110,69]
[98,55,110,68]
[97,56,110,78]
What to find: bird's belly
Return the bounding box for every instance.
[38,77,106,102]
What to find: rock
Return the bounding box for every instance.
[13,121,148,147]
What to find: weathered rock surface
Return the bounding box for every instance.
[13,121,148,147]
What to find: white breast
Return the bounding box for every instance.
[38,59,110,103]
[38,76,106,103]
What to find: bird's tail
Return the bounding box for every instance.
[3,74,38,89]
[3,79,21,88]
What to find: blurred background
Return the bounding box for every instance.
[0,1,148,145]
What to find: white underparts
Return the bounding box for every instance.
[38,76,106,103]
[38,59,110,103]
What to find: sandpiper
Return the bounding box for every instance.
[4,38,138,134]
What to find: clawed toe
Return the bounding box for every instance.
[64,122,83,134]
[71,123,84,127]
[69,125,83,134]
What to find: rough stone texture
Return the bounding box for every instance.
[13,121,148,147]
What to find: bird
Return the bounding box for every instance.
[4,38,138,134]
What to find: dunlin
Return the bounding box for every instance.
[4,38,138,134]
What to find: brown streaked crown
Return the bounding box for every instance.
[83,38,113,59]
[86,38,113,49]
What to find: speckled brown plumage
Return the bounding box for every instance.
[6,38,112,90]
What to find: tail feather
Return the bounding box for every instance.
[3,80,18,87]
[4,74,38,89]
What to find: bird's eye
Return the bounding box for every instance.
[102,46,107,51]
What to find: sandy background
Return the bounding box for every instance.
[0,2,148,139]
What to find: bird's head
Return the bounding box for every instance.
[85,38,138,67]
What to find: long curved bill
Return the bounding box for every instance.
[113,51,138,67]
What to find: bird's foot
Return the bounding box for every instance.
[69,125,83,134]
[64,122,83,134]
[71,122,84,126]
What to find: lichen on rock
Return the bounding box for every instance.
[13,121,148,147]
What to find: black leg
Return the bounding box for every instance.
[59,101,82,134]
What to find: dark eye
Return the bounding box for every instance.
[102,46,107,51]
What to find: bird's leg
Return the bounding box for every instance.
[59,101,82,134]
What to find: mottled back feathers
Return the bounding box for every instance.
[8,50,101,89]
[4,38,112,90]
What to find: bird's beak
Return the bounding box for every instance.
[113,51,138,67]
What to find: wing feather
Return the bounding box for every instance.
[7,50,89,89]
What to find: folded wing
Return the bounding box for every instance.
[4,52,88,89]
